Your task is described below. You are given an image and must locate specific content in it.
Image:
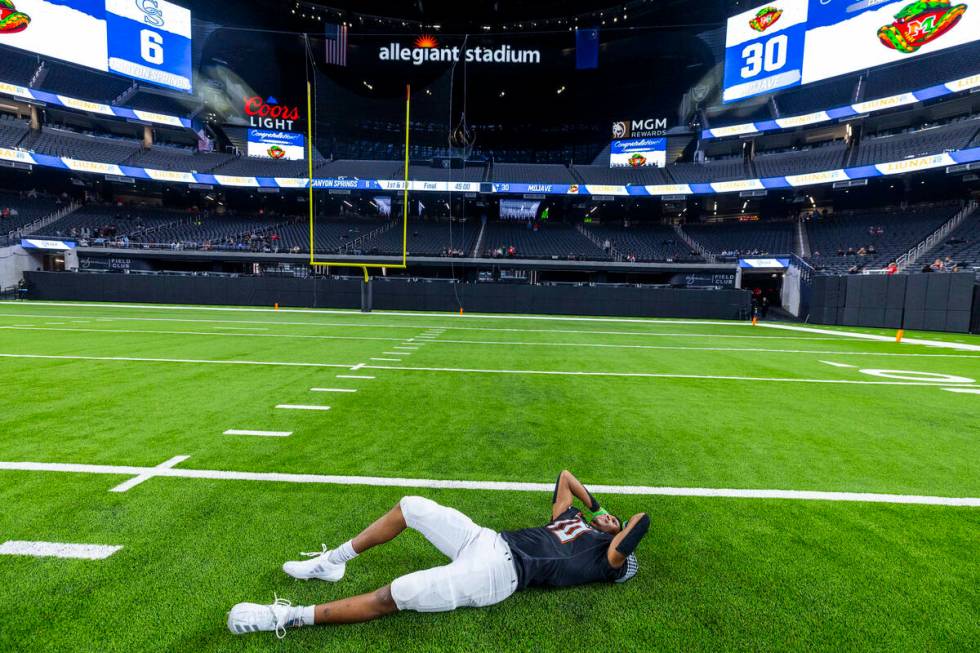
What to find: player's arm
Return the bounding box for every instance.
[551,469,602,520]
[607,513,650,568]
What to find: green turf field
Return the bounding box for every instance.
[0,301,977,652]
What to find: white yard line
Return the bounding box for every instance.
[0,353,354,369]
[383,352,408,356]
[0,540,122,560]
[819,361,856,368]
[214,326,269,331]
[758,323,980,352]
[276,404,331,411]
[5,325,976,359]
[0,312,875,341]
[223,430,292,437]
[0,326,402,344]
[0,459,976,507]
[310,388,357,393]
[109,455,190,493]
[0,353,974,386]
[371,357,401,362]
[942,388,980,395]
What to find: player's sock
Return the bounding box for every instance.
[296,605,316,627]
[327,540,358,565]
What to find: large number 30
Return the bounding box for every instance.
[140,29,165,65]
[740,35,787,79]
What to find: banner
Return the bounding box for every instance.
[246,130,305,161]
[610,138,666,168]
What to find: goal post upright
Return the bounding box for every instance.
[307,83,411,274]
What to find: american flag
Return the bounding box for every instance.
[325,23,348,66]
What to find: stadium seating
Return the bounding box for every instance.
[481,221,605,260]
[806,204,959,273]
[0,48,40,87]
[668,159,747,184]
[685,221,796,257]
[318,159,405,179]
[582,223,702,262]
[211,156,312,178]
[490,163,576,184]
[775,76,858,116]
[0,191,62,234]
[123,146,235,173]
[572,165,670,186]
[127,91,194,117]
[39,62,132,103]
[36,206,199,242]
[862,41,980,99]
[19,127,141,164]
[853,118,980,166]
[406,165,487,182]
[754,142,848,178]
[920,209,980,269]
[0,115,29,148]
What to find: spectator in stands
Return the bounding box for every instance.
[930,258,945,272]
[886,261,898,275]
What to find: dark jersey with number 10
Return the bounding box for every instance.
[500,507,628,589]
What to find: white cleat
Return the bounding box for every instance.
[227,595,301,639]
[283,544,346,582]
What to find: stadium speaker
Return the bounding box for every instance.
[925,273,951,310]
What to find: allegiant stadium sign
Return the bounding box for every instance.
[378,36,542,65]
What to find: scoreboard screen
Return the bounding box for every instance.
[723,0,979,102]
[0,0,192,92]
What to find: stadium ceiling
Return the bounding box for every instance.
[250,0,726,32]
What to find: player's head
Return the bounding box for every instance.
[590,512,622,534]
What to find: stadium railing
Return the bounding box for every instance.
[896,200,978,271]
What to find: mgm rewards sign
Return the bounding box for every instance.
[378,36,542,65]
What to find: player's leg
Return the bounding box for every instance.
[398,495,482,560]
[284,495,481,581]
[283,500,407,581]
[227,585,398,636]
[390,530,517,613]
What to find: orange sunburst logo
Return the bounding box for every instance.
[415,34,438,48]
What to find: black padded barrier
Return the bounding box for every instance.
[23,272,752,321]
[807,273,976,333]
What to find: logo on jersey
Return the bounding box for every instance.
[749,6,783,32]
[546,517,593,544]
[877,0,967,54]
[0,0,30,34]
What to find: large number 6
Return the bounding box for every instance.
[740,35,788,79]
[140,29,164,65]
